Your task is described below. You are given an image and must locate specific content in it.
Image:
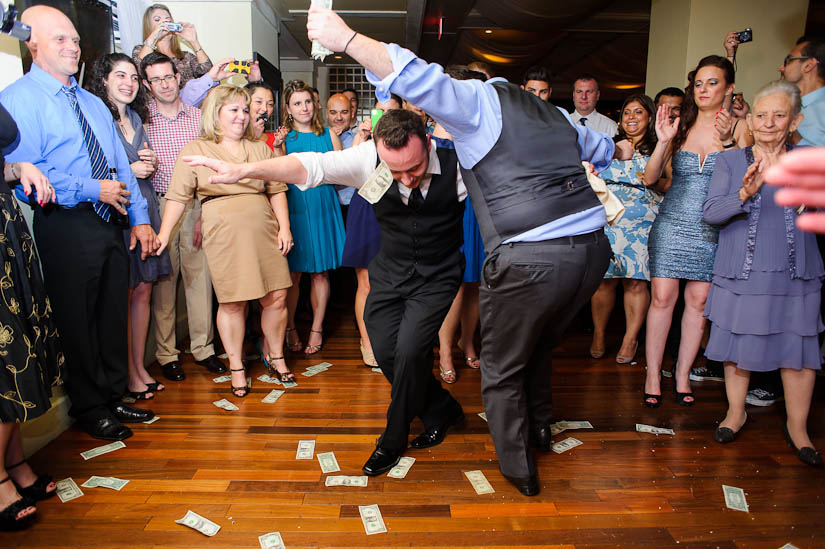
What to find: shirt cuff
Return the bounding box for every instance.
[128,204,151,226]
[365,43,417,103]
[82,178,101,203]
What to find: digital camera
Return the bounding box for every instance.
[736,28,753,43]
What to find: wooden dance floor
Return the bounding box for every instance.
[6,304,825,548]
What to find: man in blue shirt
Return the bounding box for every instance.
[781,37,825,147]
[307,6,631,496]
[1,6,158,441]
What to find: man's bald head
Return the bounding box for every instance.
[22,5,80,85]
[327,93,352,133]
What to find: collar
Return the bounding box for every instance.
[29,63,78,96]
[425,137,442,176]
[802,85,825,107]
[149,98,192,121]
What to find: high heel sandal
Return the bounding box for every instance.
[304,329,323,355]
[284,328,302,353]
[783,424,824,467]
[589,347,605,359]
[6,461,55,501]
[439,364,457,384]
[643,371,662,408]
[268,356,295,383]
[463,354,480,369]
[255,338,272,375]
[673,382,695,407]
[616,341,638,364]
[359,341,378,367]
[0,476,35,531]
[145,381,164,393]
[229,367,249,398]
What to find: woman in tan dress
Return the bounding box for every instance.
[157,85,294,397]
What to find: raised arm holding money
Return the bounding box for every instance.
[305,4,626,496]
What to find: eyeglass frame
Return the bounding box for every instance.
[146,74,178,86]
[783,55,811,66]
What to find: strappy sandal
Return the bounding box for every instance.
[269,356,296,383]
[0,476,36,530]
[7,461,55,502]
[464,355,480,369]
[284,328,302,352]
[229,367,249,398]
[439,364,457,384]
[124,388,154,401]
[360,341,378,367]
[146,381,164,393]
[304,329,323,355]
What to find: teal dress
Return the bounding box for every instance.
[284,128,346,272]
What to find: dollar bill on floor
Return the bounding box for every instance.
[722,485,749,512]
[258,374,281,384]
[779,544,800,549]
[258,531,286,549]
[464,470,495,494]
[636,424,675,436]
[371,367,382,373]
[550,422,565,435]
[81,476,129,491]
[558,420,593,430]
[247,376,252,388]
[213,375,231,383]
[212,399,239,411]
[478,412,487,422]
[309,0,333,61]
[301,369,321,377]
[175,510,221,536]
[262,389,285,404]
[317,451,340,473]
[55,478,83,502]
[80,441,126,460]
[282,380,298,388]
[296,440,315,459]
[143,415,160,425]
[358,504,387,535]
[387,456,415,479]
[325,475,368,487]
[552,437,582,454]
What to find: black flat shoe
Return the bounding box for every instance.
[81,416,132,441]
[410,412,465,449]
[362,446,401,476]
[110,403,155,423]
[784,424,824,467]
[501,472,539,496]
[6,461,55,502]
[0,477,35,531]
[160,361,186,381]
[196,355,227,374]
[531,423,553,452]
[643,393,662,408]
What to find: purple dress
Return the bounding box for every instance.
[703,147,824,371]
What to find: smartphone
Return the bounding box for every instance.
[164,22,183,33]
[227,60,251,75]
[371,108,384,131]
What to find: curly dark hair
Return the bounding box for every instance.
[86,53,150,124]
[614,94,657,156]
[671,55,734,154]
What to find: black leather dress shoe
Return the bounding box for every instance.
[196,354,227,374]
[502,473,540,496]
[531,424,553,452]
[81,417,132,441]
[362,446,402,476]
[410,412,465,449]
[160,361,186,381]
[110,403,155,423]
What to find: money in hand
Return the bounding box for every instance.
[80,441,126,460]
[464,470,495,494]
[636,424,675,436]
[552,437,583,454]
[325,475,368,487]
[317,451,341,473]
[387,456,415,479]
[175,510,221,536]
[358,504,387,535]
[81,476,129,491]
[310,0,333,61]
[358,161,394,204]
[258,532,286,549]
[722,485,749,512]
[258,374,281,384]
[212,375,231,383]
[262,389,284,403]
[212,399,239,411]
[55,478,83,502]
[296,440,315,459]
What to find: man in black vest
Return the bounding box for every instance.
[182,109,468,475]
[306,6,629,496]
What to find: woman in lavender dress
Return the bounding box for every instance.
[703,81,823,467]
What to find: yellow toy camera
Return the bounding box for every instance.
[227,60,251,75]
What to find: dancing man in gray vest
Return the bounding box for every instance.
[304,6,630,496]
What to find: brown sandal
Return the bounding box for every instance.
[304,329,323,355]
[269,356,296,383]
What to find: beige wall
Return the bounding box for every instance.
[646,0,809,103]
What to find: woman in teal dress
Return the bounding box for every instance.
[590,94,663,364]
[280,80,345,354]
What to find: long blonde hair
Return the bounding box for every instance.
[200,85,256,143]
[142,4,184,60]
[281,80,324,136]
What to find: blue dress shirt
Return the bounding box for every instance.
[365,43,614,241]
[335,129,356,205]
[0,64,149,226]
[798,86,825,147]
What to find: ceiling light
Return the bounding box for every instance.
[614,84,643,90]
[333,55,342,59]
[485,29,492,34]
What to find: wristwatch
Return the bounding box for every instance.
[144,40,157,51]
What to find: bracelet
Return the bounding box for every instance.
[723,141,737,149]
[145,40,157,51]
[193,47,203,54]
[343,31,357,53]
[9,163,17,179]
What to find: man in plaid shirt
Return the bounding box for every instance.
[140,52,225,381]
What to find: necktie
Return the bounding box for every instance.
[408,185,424,210]
[61,86,113,222]
[579,117,587,126]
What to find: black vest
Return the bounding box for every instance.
[371,146,464,284]
[460,82,602,250]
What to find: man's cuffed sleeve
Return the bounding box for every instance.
[293,141,377,191]
[180,73,217,108]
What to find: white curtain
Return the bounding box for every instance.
[116,0,151,56]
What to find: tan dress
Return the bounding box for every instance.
[166,139,291,302]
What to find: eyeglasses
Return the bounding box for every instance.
[147,74,176,85]
[783,55,811,66]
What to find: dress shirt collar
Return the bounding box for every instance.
[802,85,825,107]
[28,63,78,96]
[149,97,192,122]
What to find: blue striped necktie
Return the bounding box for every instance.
[61,86,113,222]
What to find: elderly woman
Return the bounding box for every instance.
[590,94,663,363]
[157,85,294,397]
[703,80,823,467]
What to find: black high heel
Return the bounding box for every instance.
[783,424,824,467]
[0,476,35,531]
[229,367,249,398]
[6,461,55,502]
[673,373,695,406]
[268,356,295,383]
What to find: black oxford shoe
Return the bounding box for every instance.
[196,354,227,374]
[110,403,155,423]
[81,417,133,441]
[531,424,553,452]
[410,412,465,449]
[160,361,186,381]
[502,473,540,496]
[362,446,402,476]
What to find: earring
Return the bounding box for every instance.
[288,113,293,122]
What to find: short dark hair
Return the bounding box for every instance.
[373,109,427,151]
[522,66,552,86]
[797,36,825,80]
[574,73,598,88]
[467,61,494,79]
[140,52,177,81]
[654,86,685,104]
[445,65,487,82]
[310,86,319,95]
[375,93,403,109]
[247,81,275,97]
[341,87,357,96]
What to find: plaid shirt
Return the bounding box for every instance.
[146,100,201,194]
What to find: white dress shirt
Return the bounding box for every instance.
[569,110,618,137]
